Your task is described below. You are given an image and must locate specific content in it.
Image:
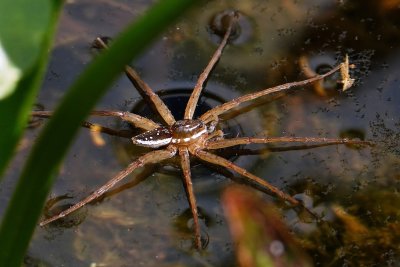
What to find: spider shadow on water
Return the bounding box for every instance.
[32,12,372,250]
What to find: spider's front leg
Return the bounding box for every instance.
[184,11,238,120]
[200,57,352,124]
[192,148,300,206]
[205,136,373,150]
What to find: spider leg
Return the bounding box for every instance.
[193,149,300,206]
[95,164,160,203]
[179,147,202,249]
[200,63,345,123]
[220,93,284,121]
[89,110,160,130]
[31,111,132,138]
[205,136,372,150]
[40,146,177,226]
[215,142,371,158]
[184,12,238,120]
[32,110,159,132]
[94,37,176,125]
[124,66,176,125]
[82,121,133,138]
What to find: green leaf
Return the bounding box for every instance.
[0,0,62,177]
[0,1,197,266]
[0,0,52,99]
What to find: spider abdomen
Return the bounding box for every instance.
[131,126,172,148]
[171,119,207,144]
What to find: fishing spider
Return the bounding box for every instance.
[34,13,368,249]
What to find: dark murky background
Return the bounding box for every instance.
[1,0,400,266]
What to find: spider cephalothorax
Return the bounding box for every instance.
[33,12,369,249]
[170,119,209,145]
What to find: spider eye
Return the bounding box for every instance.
[131,126,172,148]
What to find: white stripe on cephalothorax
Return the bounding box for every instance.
[171,127,207,143]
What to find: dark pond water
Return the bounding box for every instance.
[2,0,400,266]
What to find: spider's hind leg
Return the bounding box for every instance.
[40,146,177,226]
[179,147,203,249]
[31,110,160,137]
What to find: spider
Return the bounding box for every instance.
[33,12,369,249]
